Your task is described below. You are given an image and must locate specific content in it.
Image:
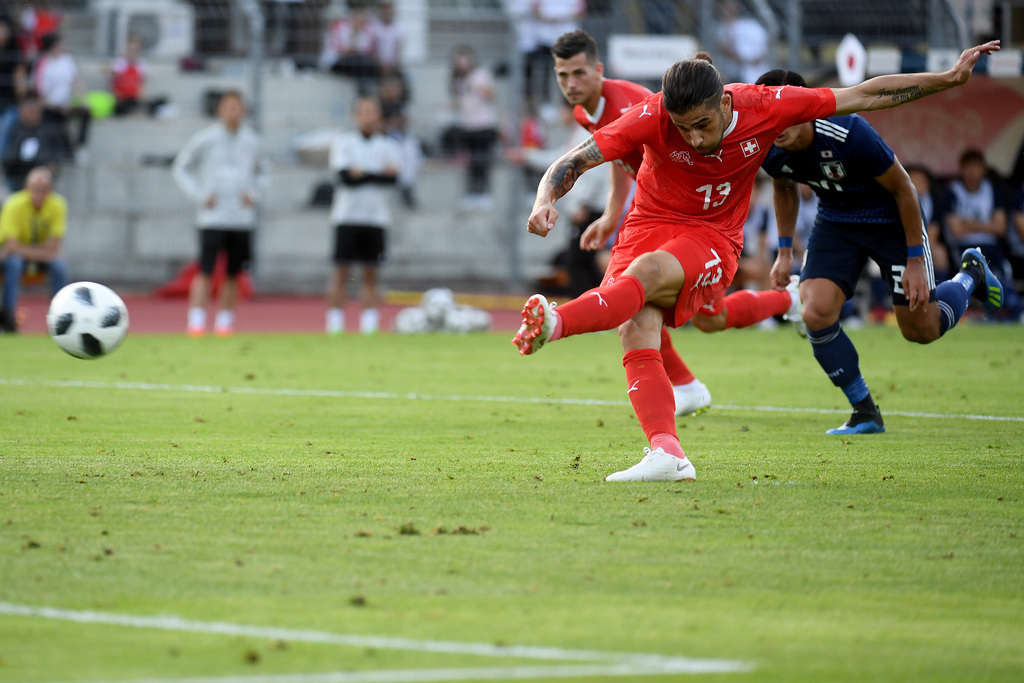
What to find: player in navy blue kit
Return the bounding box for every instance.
[758,70,1004,435]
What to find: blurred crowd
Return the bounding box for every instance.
[1,0,1023,335]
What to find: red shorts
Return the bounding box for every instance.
[602,220,739,327]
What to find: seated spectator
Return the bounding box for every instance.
[0,165,68,332]
[110,34,169,117]
[0,15,27,158]
[944,148,1024,321]
[17,1,60,62]
[33,32,89,159]
[439,45,499,211]
[319,6,379,95]
[2,93,68,191]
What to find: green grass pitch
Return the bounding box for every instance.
[1,323,1022,682]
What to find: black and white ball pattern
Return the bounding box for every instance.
[47,282,129,359]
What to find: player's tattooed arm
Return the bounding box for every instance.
[832,40,999,115]
[540,136,606,202]
[529,136,607,237]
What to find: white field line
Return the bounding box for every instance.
[47,664,737,683]
[2,376,1023,423]
[0,603,754,680]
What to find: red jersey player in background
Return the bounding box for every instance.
[551,29,804,418]
[513,40,1000,482]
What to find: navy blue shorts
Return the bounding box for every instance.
[801,217,936,306]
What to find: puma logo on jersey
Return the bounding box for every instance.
[627,380,640,394]
[639,104,652,118]
[591,292,608,307]
[775,86,786,99]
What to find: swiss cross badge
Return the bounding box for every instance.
[740,138,760,157]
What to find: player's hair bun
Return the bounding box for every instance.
[693,51,713,64]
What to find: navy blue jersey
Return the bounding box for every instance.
[762,114,898,224]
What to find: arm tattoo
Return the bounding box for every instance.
[549,161,579,201]
[877,85,939,104]
[576,136,604,164]
[544,137,604,201]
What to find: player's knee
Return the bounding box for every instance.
[900,323,939,344]
[801,306,836,331]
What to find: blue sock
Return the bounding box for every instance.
[807,321,870,406]
[936,275,973,336]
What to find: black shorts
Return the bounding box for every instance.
[333,224,386,265]
[801,217,936,307]
[198,228,253,276]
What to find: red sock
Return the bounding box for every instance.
[723,289,792,329]
[659,327,695,386]
[623,349,681,457]
[554,275,646,340]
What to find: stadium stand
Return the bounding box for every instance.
[8,0,1020,297]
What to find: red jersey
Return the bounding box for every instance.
[593,83,836,253]
[574,78,652,179]
[111,57,146,100]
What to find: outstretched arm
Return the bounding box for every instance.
[528,135,606,237]
[832,40,1000,116]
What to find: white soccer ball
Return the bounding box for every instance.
[421,287,455,327]
[47,282,129,359]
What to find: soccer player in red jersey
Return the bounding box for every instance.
[552,29,804,417]
[552,30,710,417]
[513,40,1000,482]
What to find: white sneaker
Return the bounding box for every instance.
[605,447,696,482]
[360,308,380,335]
[673,379,712,416]
[783,275,806,337]
[511,294,556,355]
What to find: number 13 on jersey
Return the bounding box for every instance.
[697,182,731,210]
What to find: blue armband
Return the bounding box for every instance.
[778,236,793,249]
[907,244,925,258]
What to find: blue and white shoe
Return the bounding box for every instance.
[826,410,885,435]
[961,247,1004,313]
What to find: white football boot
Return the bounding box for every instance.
[783,275,806,337]
[605,447,697,482]
[673,379,712,417]
[512,294,557,355]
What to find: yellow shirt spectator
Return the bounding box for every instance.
[0,188,66,246]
